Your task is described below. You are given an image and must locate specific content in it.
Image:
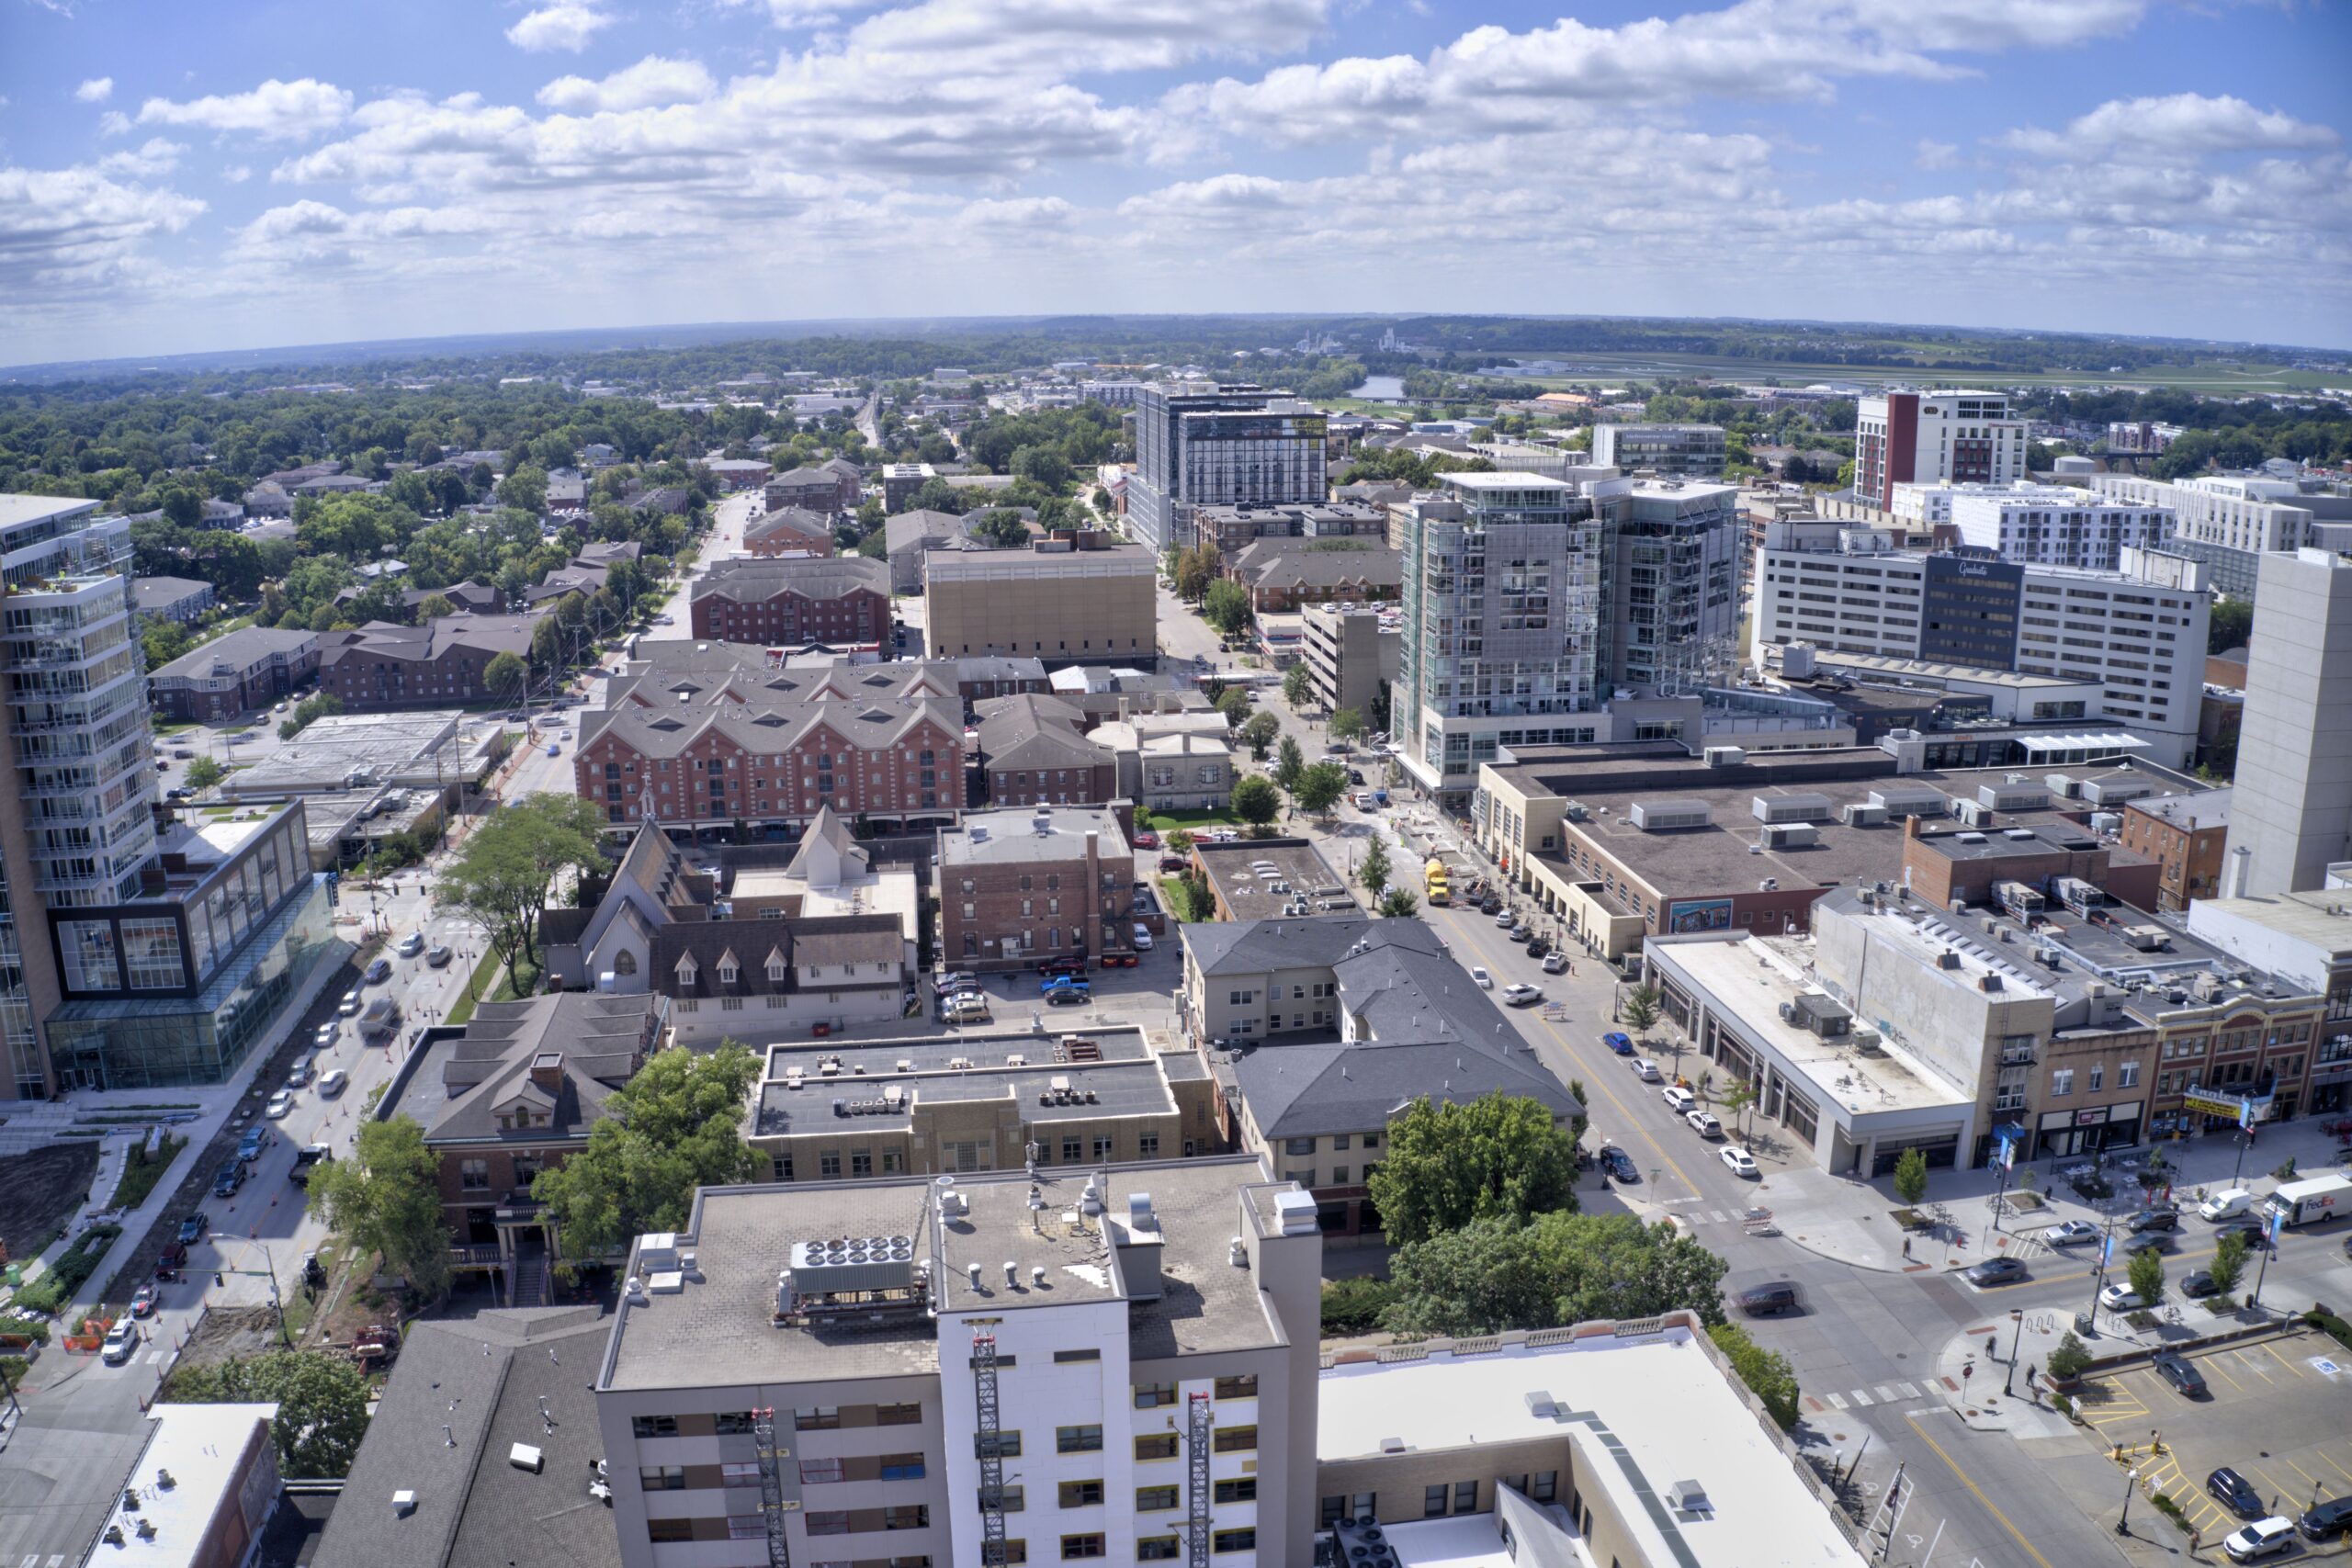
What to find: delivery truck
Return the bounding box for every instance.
[2265,1171,2352,1227]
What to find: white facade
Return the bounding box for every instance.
[1855,390,2029,508]
[2225,547,2352,896]
[1892,481,2177,570]
[2090,472,2315,558]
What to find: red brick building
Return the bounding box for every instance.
[2117,789,2233,911]
[316,614,536,712]
[933,805,1154,970]
[973,692,1118,807]
[743,505,836,558]
[687,556,890,646]
[575,659,963,830]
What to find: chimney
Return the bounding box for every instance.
[528,1052,563,1093]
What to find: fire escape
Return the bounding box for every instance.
[750,1406,793,1568]
[974,1328,1011,1564]
[1186,1390,1214,1568]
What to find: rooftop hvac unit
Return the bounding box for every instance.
[2081,778,2154,806]
[1630,799,1713,831]
[786,1235,918,1295]
[1758,823,1817,849]
[1871,786,1947,817]
[2087,812,2123,835]
[1702,746,1746,768]
[1752,792,1832,824]
[1841,802,1887,827]
[1978,783,2051,811]
[1951,800,1991,827]
[2044,773,2081,798]
[1563,800,1589,822]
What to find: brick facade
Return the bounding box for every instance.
[574,713,963,829]
[688,578,888,645]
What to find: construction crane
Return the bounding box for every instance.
[750,1406,793,1568]
[1186,1391,1214,1568]
[974,1329,1011,1564]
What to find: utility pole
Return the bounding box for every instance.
[2003,1309,2025,1397]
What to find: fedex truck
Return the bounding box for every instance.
[2265,1172,2352,1227]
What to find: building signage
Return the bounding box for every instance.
[1668,897,1734,934]
[2179,1086,2275,1122]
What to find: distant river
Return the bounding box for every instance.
[1349,375,1405,400]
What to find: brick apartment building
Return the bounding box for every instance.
[934,805,1155,969]
[764,464,858,514]
[574,658,964,830]
[687,556,890,646]
[743,506,837,558]
[316,615,536,712]
[2117,789,2233,911]
[148,626,322,722]
[973,692,1117,806]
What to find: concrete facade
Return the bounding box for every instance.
[924,537,1157,667]
[2226,547,2352,897]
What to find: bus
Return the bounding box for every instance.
[1423,857,1450,906]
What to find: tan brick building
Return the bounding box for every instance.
[2117,788,2232,911]
[923,535,1156,666]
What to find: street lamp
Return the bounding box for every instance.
[2118,1468,2140,1536]
[2003,1309,2025,1397]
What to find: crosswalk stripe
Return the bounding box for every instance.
[1875,1385,1899,1402]
[1849,1388,1875,1406]
[1895,1382,1919,1398]
[1826,1392,1849,1409]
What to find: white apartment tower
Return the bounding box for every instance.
[1854,390,2029,510]
[1890,481,2176,570]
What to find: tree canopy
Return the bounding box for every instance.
[434,792,610,972]
[1292,760,1349,818]
[1366,1092,1580,1246]
[167,1350,372,1477]
[305,1115,452,1302]
[1381,1211,1730,1336]
[532,1043,764,1258]
[1230,773,1282,829]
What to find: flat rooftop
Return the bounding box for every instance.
[1319,1328,1864,1568]
[753,1029,1177,1136]
[1651,936,1973,1115]
[732,863,922,938]
[600,1156,1295,1392]
[2129,787,2232,831]
[1194,837,1356,920]
[1806,649,2083,691]
[222,708,475,795]
[938,807,1125,867]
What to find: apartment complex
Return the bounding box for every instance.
[975,693,1118,807]
[924,536,1157,667]
[1893,480,2177,570]
[1190,500,1385,555]
[1601,479,1743,691]
[1299,604,1398,717]
[2226,547,2352,896]
[742,506,837,558]
[1126,385,1329,552]
[573,656,963,831]
[934,805,1151,970]
[317,614,537,712]
[2088,473,2352,598]
[1588,423,1726,478]
[687,556,890,646]
[1854,390,2028,510]
[1225,538,1402,615]
[1750,522,2211,766]
[591,1157,1326,1568]
[146,626,322,722]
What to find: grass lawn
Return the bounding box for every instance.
[490,953,544,1003]
[440,949,506,1029]
[1160,875,1214,923]
[1142,808,1243,833]
[107,1134,186,1211]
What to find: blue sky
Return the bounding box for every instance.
[3,0,2346,365]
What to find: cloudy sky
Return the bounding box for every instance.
[3,0,2346,366]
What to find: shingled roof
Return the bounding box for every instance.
[975,692,1105,773]
[1233,1035,1582,1138]
[692,555,888,604]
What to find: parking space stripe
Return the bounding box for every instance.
[2281,1456,2322,1489]
[2232,1349,2274,1383]
[2253,1466,2299,1511]
[2201,1354,2245,1393]
[2259,1341,2308,1380]
[2317,1450,2352,1487]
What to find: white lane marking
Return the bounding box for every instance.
[1849,1387,1876,1406]
[1895,1382,1920,1398]
[1826,1392,1849,1409]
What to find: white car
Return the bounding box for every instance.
[313,1022,338,1049]
[317,1069,348,1099]
[396,931,425,957]
[2222,1517,2295,1562]
[1500,983,1543,1007]
[1685,1109,1724,1139]
[265,1090,294,1120]
[1631,1058,1661,1082]
[2044,1220,2100,1247]
[101,1319,140,1366]
[2098,1282,2146,1313]
[337,988,363,1018]
[1720,1146,1759,1178]
[1132,924,1154,952]
[1470,965,1493,989]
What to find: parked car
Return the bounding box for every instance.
[2209,1469,2266,1521]
[318,1069,348,1098]
[1720,1146,1758,1178]
[338,988,363,1017]
[1501,983,1543,1007]
[2211,1216,2268,1248]
[939,972,981,997]
[1133,830,1159,849]
[314,1022,339,1049]
[396,931,425,958]
[1542,953,1566,975]
[101,1319,140,1366]
[1039,957,1086,978]
[364,958,391,984]
[1963,1257,2028,1287]
[1738,1283,1800,1317]
[2098,1282,2147,1312]
[2128,1208,2180,1234]
[1507,925,1533,944]
[1493,907,1517,926]
[236,1126,267,1163]
[2223,1517,2296,1562]
[2120,1234,2169,1259]
[155,1240,187,1275]
[1469,965,1493,989]
[1158,855,1190,874]
[175,1213,209,1246]
[2044,1220,2099,1247]
[1132,924,1154,952]
[211,1162,244,1198]
[426,943,454,967]
[1046,985,1091,1007]
[1660,1084,1696,1112]
[1600,1147,1638,1183]
[946,996,989,1024]
[1601,1032,1635,1055]
[1479,898,1503,916]
[266,1090,294,1120]
[2152,1352,2208,1398]
[1525,937,1550,959]
[1686,1110,1724,1139]
[2300,1495,2352,1541]
[290,1145,334,1186]
[1631,1058,1661,1082]
[2179,1269,2220,1298]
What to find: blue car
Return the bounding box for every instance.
[1601,1032,1635,1055]
[1040,975,1084,993]
[235,1127,267,1164]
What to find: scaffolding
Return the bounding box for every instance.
[1186,1391,1214,1568]
[750,1406,792,1568]
[974,1329,1010,1564]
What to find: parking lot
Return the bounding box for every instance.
[2069,1327,2352,1545]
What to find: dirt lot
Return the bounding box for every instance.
[0,1142,99,1261]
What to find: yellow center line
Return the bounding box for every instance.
[1903,1413,2059,1568]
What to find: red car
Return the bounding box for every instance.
[1038,957,1087,978]
[1158,854,1190,873]
[155,1239,187,1276]
[1133,830,1159,849]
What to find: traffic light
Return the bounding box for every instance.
[214,1271,224,1287]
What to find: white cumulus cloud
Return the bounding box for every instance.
[75,77,113,103]
[134,78,354,140]
[506,3,617,53]
[537,56,718,113]
[2000,93,2341,161]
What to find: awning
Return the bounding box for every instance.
[2014,732,2151,756]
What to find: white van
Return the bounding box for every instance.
[2198,1188,2253,1222]
[1661,1085,1696,1113]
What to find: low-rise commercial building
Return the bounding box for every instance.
[1300,604,1398,717]
[924,535,1157,667]
[2118,787,2232,910]
[687,556,889,646]
[64,1403,283,1568]
[1191,838,1353,922]
[934,805,1151,970]
[147,626,321,721]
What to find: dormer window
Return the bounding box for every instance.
[766,949,788,984]
[674,953,698,985]
[718,957,739,984]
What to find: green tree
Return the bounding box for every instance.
[1329,706,1364,745]
[2207,1230,2248,1298]
[414,592,456,621]
[1282,664,1313,710]
[1365,1093,1579,1247]
[2046,1328,2091,1381]
[969,509,1030,548]
[498,464,548,515]
[1010,444,1071,491]
[433,792,609,973]
[1202,579,1253,637]
[141,618,194,670]
[2126,1243,2165,1306]
[1709,1322,1801,1428]
[1237,710,1281,761]
[1377,886,1419,919]
[1893,1146,1929,1208]
[2208,597,2253,655]
[1230,773,1281,830]
[184,755,225,794]
[1216,685,1253,728]
[305,1115,453,1302]
[1719,1077,1758,1144]
[484,650,530,704]
[1272,735,1306,793]
[1172,546,1213,603]
[168,1351,371,1477]
[1382,1212,1728,1336]
[1359,835,1392,897]
[532,1043,764,1259]
[1620,984,1661,1038]
[1293,760,1349,818]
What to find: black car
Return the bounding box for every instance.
[1045,985,1091,1006]
[2301,1495,2352,1541]
[2152,1352,2208,1398]
[1738,1283,1801,1317]
[2128,1208,2180,1234]
[1600,1147,1638,1183]
[175,1212,209,1246]
[1347,769,1365,784]
[210,1162,244,1198]
[2211,1217,2268,1248]
[2179,1269,2219,1298]
[2120,1233,2170,1258]
[2208,1467,2266,1520]
[1479,899,1503,916]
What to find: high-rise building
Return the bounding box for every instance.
[1891,480,2176,570]
[1600,480,1743,692]
[1126,385,1327,553]
[1589,423,1726,478]
[2224,547,2352,896]
[1854,390,2029,510]
[2088,472,2351,598]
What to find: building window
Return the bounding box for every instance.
[985,1543,1028,1565]
[2051,1068,2075,1098]
[1283,1136,1314,1156]
[1139,1539,1182,1562]
[722,1462,762,1487]
[794,1407,841,1430]
[639,1465,686,1491]
[1136,1484,1180,1512]
[1060,1536,1105,1561]
[1425,1484,1450,1517]
[800,1458,844,1484]
[1211,1426,1256,1454]
[460,1158,489,1190]
[1453,1480,1476,1513]
[980,1484,1026,1513]
[877,1402,922,1425]
[1133,1382,1175,1408]
[806,1511,851,1536]
[1215,1479,1257,1504]
[631,1415,679,1438]
[820,1152,842,1178]
[1053,1348,1101,1363]
[647,1518,694,1543]
[2088,1064,2105,1092]
[1138,1134,1159,1158]
[1135,1434,1177,1461]
[1057,1425,1102,1454]
[1533,1472,1559,1503]
[977,1432,1023,1459]
[885,1506,928,1529]
[1213,1375,1257,1399]
[1212,1530,1256,1553]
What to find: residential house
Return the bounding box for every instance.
[973,692,1117,806]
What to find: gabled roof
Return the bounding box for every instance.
[975,692,1103,773]
[786,804,869,887]
[692,555,888,604]
[1182,914,1445,978]
[1233,1035,1582,1138]
[412,992,660,1144]
[583,658,960,761]
[884,508,965,556]
[746,506,836,545]
[319,614,534,666]
[149,626,318,681]
[1228,538,1403,592]
[650,914,902,998]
